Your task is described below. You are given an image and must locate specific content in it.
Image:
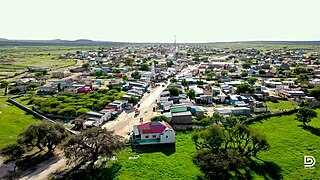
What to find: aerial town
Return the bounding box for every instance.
[1,42,320,179]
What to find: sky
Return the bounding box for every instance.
[1,0,320,43]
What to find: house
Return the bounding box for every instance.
[131,121,175,145]
[140,71,154,80]
[75,110,110,129]
[171,111,192,125]
[52,71,71,78]
[280,63,290,70]
[37,84,56,95]
[76,85,92,93]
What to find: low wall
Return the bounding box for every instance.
[244,108,298,124]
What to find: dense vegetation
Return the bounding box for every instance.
[29,89,125,117]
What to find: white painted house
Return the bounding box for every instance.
[131,121,175,145]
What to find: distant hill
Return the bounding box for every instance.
[0,38,320,46]
[0,39,130,46]
[214,41,320,46]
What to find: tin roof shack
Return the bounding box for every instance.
[75,110,110,129]
[171,111,192,125]
[216,107,251,117]
[284,91,306,99]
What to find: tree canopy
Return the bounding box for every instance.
[64,128,124,168]
[18,121,69,153]
[309,88,320,99]
[169,86,180,96]
[192,118,269,179]
[131,71,141,79]
[128,96,138,105]
[236,83,255,94]
[295,107,317,126]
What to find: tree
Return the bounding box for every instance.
[258,70,266,74]
[167,61,174,67]
[82,63,90,69]
[242,63,251,69]
[131,71,141,79]
[181,79,189,87]
[193,148,245,180]
[247,77,257,85]
[169,86,180,96]
[125,58,135,66]
[295,107,317,126]
[297,74,309,84]
[27,82,39,90]
[122,75,128,81]
[309,88,320,99]
[35,71,44,78]
[241,72,248,77]
[228,68,236,73]
[206,72,216,80]
[64,128,124,168]
[18,122,69,153]
[94,70,105,77]
[236,83,255,94]
[128,96,138,105]
[0,144,25,159]
[140,63,150,71]
[205,84,212,90]
[187,89,196,100]
[151,116,170,123]
[192,123,269,179]
[0,80,9,96]
[58,107,76,117]
[170,78,177,83]
[221,71,228,77]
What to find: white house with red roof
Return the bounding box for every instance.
[131,121,175,145]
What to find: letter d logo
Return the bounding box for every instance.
[304,156,316,168]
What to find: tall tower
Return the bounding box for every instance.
[174,35,177,52]
[174,35,178,59]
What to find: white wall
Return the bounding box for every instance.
[160,130,175,144]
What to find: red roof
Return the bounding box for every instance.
[137,121,172,134]
[199,65,206,69]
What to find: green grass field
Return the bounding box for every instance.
[250,109,320,179]
[0,97,40,148]
[266,100,297,113]
[0,46,91,78]
[110,133,204,180]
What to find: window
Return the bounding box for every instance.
[152,135,156,138]
[166,136,168,138]
[145,135,149,138]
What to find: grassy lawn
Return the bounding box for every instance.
[250,109,320,179]
[0,97,40,148]
[266,100,297,113]
[109,133,204,179]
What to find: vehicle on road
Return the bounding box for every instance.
[134,108,140,116]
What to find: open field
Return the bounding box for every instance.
[0,97,40,148]
[0,46,94,79]
[114,133,204,180]
[266,100,297,113]
[250,109,320,179]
